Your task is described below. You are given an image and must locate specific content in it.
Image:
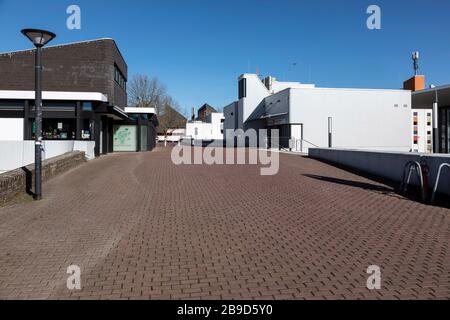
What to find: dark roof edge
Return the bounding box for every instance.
[0,38,128,68]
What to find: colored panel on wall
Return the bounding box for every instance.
[113,125,137,152]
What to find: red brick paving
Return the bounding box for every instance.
[0,147,449,300]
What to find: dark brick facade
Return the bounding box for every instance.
[0,39,127,109]
[0,151,86,205]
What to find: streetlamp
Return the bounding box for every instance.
[328,117,333,148]
[21,29,56,200]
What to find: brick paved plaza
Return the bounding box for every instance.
[0,147,449,299]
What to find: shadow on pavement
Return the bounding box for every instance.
[303,174,395,194]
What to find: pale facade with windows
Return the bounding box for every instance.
[224,73,413,153]
[186,112,224,141]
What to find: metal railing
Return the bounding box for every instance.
[431,163,450,204]
[400,161,427,202]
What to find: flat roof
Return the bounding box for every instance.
[412,84,450,108]
[0,38,127,69]
[124,107,156,114]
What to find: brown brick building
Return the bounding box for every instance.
[0,38,158,156]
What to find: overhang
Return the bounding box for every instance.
[412,84,450,109]
[124,107,156,114]
[0,90,108,102]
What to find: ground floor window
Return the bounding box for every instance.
[31,119,76,140]
[82,119,93,140]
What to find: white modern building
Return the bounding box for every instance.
[223,74,413,153]
[158,129,186,143]
[186,112,224,141]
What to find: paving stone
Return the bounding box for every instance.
[0,147,448,300]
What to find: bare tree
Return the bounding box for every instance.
[128,74,187,140]
[128,74,167,114]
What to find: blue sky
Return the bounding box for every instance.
[0,0,449,116]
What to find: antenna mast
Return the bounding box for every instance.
[412,51,420,76]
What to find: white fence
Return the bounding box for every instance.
[0,141,95,173]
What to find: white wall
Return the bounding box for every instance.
[185,113,224,140]
[0,118,24,140]
[309,148,450,196]
[186,122,212,140]
[240,74,270,123]
[0,141,95,173]
[271,81,315,93]
[290,88,412,152]
[210,113,224,140]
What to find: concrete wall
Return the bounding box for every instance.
[0,141,95,173]
[223,101,238,134]
[0,151,86,205]
[0,118,23,140]
[309,148,450,196]
[185,113,224,141]
[290,88,412,152]
[240,74,270,123]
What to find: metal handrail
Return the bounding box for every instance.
[301,139,320,148]
[400,161,427,202]
[431,163,450,204]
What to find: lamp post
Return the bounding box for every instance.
[21,29,56,200]
[328,117,333,148]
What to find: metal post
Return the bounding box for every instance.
[328,117,333,148]
[433,89,439,153]
[34,46,43,200]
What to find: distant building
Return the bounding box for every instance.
[157,105,187,143]
[404,75,433,153]
[185,105,224,141]
[196,103,217,122]
[411,79,450,153]
[223,74,412,153]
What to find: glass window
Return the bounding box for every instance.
[0,100,24,110]
[238,78,247,99]
[82,119,93,140]
[32,119,76,140]
[82,102,93,111]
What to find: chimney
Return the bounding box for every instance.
[403,75,425,92]
[404,51,425,92]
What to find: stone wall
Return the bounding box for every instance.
[0,151,86,205]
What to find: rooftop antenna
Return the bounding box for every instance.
[412,51,420,76]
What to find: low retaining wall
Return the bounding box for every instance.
[0,151,86,205]
[0,140,95,173]
[308,148,450,196]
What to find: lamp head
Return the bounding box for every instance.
[21,29,56,48]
